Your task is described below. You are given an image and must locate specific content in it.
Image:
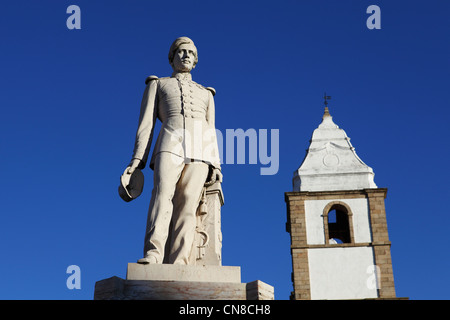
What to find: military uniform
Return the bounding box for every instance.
[130,71,221,264]
[132,72,221,170]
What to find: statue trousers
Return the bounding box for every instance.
[143,152,209,264]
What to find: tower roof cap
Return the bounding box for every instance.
[293,106,377,192]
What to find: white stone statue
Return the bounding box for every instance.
[121,37,222,265]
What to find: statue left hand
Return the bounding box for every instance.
[212,168,223,183]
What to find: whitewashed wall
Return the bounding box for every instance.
[308,247,378,299]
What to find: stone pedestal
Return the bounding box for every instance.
[94,263,274,300]
[98,179,274,300]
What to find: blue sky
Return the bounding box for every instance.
[0,0,449,300]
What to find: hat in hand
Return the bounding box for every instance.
[118,167,144,202]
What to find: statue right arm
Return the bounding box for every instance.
[128,79,159,173]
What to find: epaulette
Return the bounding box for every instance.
[145,75,159,85]
[206,87,216,96]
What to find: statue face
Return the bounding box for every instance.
[172,43,197,72]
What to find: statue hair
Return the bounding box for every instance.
[168,37,198,67]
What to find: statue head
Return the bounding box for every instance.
[168,37,198,72]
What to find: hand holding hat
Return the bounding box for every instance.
[118,159,144,202]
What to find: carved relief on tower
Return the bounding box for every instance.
[322,142,340,168]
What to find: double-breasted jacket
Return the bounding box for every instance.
[131,72,221,170]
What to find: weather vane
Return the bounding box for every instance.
[323,92,331,107]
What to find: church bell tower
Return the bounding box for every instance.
[285,102,397,300]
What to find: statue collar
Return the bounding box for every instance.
[171,72,192,81]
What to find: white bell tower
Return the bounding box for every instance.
[285,101,398,300]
